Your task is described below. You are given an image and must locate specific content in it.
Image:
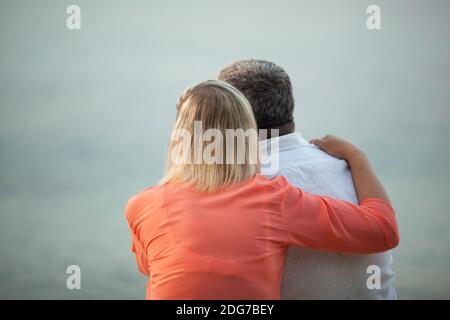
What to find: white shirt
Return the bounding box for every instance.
[260,132,397,300]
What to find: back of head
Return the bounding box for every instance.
[218,59,294,130]
[160,80,259,192]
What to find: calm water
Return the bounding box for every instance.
[1,0,449,299]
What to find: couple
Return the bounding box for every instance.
[125,60,399,300]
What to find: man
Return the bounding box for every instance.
[218,59,397,299]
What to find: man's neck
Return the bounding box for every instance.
[262,121,295,139]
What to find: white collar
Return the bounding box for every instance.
[259,132,310,153]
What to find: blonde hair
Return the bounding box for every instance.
[160,80,259,192]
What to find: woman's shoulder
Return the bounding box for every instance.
[253,173,290,190]
[125,185,164,223]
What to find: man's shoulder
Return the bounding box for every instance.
[265,143,358,203]
[279,143,348,169]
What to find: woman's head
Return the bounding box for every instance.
[160,80,259,192]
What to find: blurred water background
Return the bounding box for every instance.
[1,0,449,299]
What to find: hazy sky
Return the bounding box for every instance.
[1,0,449,299]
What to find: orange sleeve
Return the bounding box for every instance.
[130,231,150,276]
[125,197,150,277]
[274,177,399,254]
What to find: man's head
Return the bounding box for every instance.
[218,59,295,134]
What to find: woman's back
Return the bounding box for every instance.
[127,174,287,299]
[126,174,398,299]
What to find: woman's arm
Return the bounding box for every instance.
[125,197,150,277]
[275,135,399,254]
[310,135,390,204]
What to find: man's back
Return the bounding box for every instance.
[260,132,397,299]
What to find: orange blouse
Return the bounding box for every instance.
[125,174,399,300]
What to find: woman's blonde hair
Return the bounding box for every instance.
[160,80,259,192]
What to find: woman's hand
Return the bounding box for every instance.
[310,135,365,163]
[310,135,390,204]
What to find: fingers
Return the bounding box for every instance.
[310,135,328,142]
[310,134,334,145]
[310,138,324,148]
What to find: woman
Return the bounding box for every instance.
[125,80,399,300]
